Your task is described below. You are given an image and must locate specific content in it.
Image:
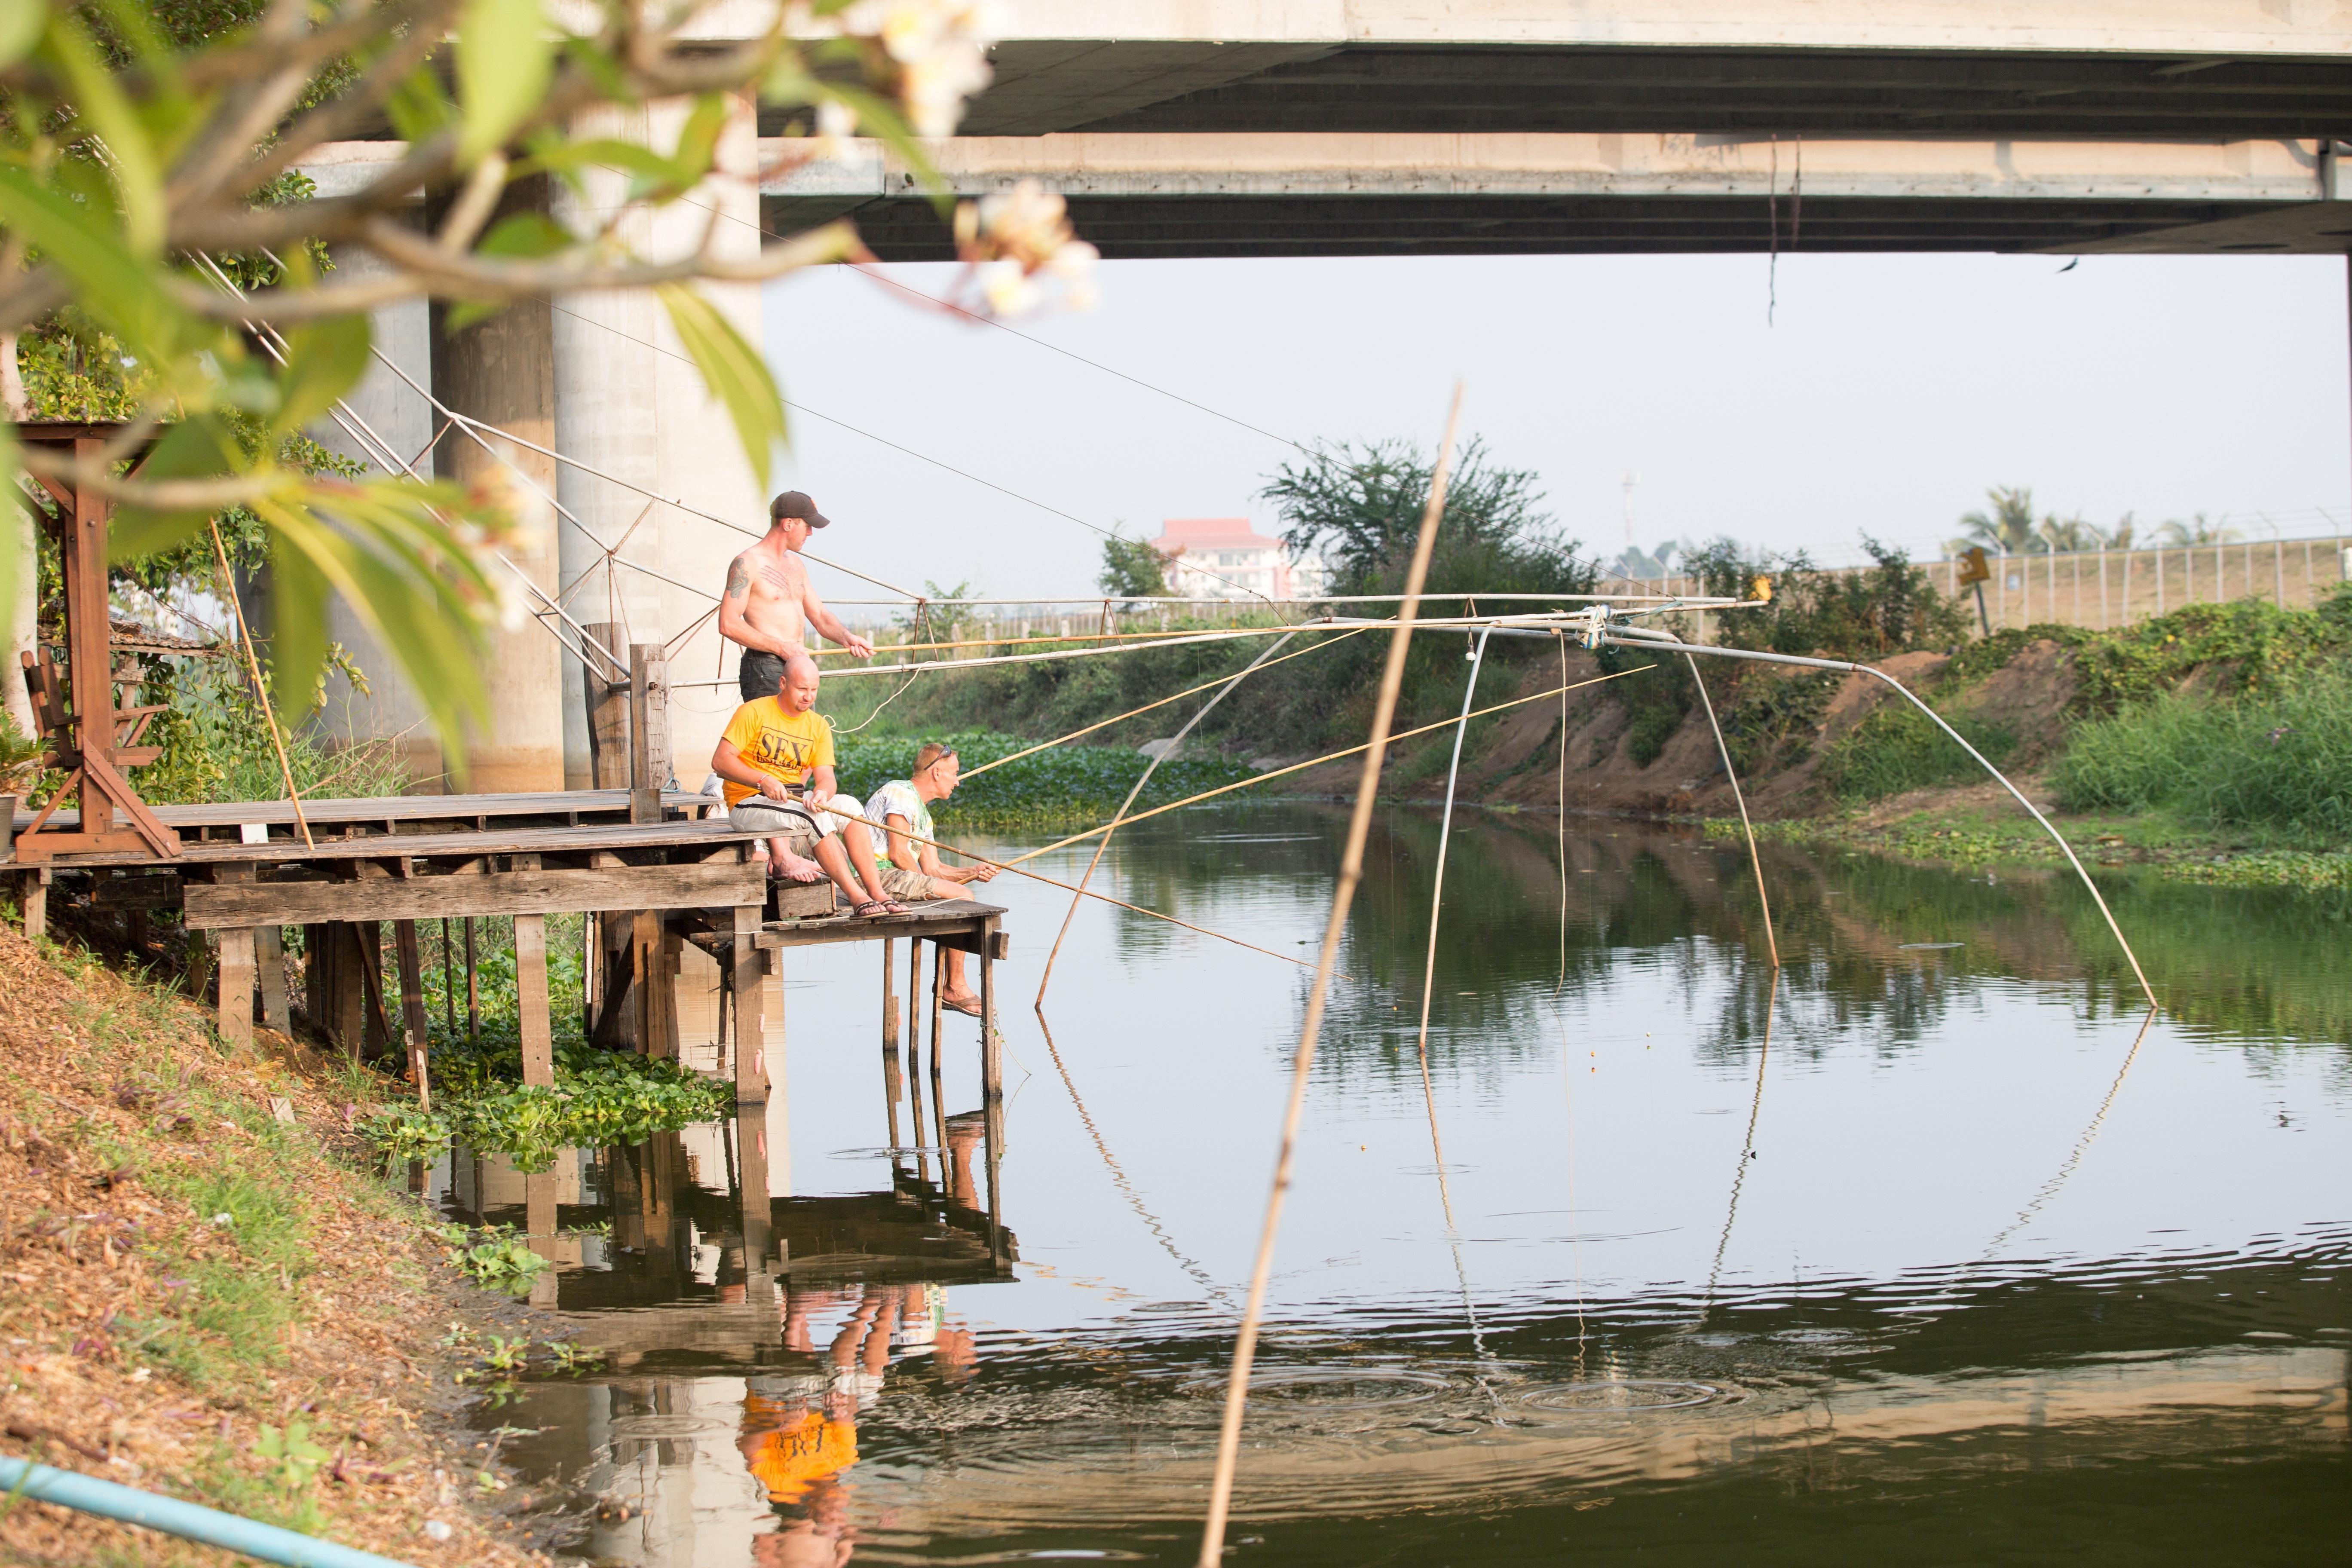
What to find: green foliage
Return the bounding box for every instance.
[2062,595,2352,715]
[1263,436,1597,603]
[1685,535,1968,662]
[427,1227,551,1297]
[358,1045,732,1174]
[132,1151,314,1383]
[2050,669,2352,838]
[1825,701,2017,802]
[1717,668,1841,776]
[836,728,1254,829]
[129,646,411,805]
[253,1419,330,1496]
[1098,528,1169,600]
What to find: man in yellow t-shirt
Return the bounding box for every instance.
[713,653,903,916]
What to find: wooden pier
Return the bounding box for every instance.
[7,786,1010,1123]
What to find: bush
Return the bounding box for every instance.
[834,729,1254,829]
[2052,671,2352,838]
[1825,702,2017,802]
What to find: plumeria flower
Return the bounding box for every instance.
[951,180,1100,316]
[827,0,1002,137]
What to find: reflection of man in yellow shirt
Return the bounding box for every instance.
[742,1397,858,1503]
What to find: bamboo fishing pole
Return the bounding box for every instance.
[1197,384,1461,1568]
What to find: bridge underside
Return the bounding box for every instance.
[784,192,2349,261]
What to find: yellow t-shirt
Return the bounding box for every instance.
[720,699,835,805]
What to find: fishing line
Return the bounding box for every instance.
[1702,968,1780,1317]
[1407,623,1506,1409]
[1035,629,1303,1008]
[1035,1013,1237,1310]
[1000,667,1655,872]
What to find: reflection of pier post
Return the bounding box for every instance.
[929,943,949,1152]
[906,937,933,1182]
[981,931,1004,1265]
[880,938,905,1152]
[525,1168,560,1307]
[736,1105,775,1305]
[731,904,767,1101]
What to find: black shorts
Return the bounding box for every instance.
[739,648,787,703]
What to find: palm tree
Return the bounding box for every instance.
[1949,486,2040,555]
[2100,513,2136,550]
[2154,514,2240,547]
[2037,512,2102,553]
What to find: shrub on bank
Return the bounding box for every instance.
[2051,670,2352,838]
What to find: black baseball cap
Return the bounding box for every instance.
[769,490,830,528]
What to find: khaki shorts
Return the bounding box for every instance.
[877,865,944,902]
[732,793,861,858]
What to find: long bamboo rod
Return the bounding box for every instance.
[1034,629,1303,1009]
[1196,384,1465,1568]
[1409,624,1493,1216]
[206,518,314,850]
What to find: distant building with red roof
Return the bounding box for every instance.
[1149,518,1327,601]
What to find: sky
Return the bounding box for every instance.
[758,251,2352,608]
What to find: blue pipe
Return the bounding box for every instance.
[0,1458,420,1568]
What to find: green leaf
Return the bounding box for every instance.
[0,0,45,70]
[386,60,456,145]
[39,10,166,255]
[662,93,727,196]
[271,313,372,436]
[657,282,785,493]
[109,415,242,559]
[266,527,330,727]
[0,166,185,367]
[456,0,552,167]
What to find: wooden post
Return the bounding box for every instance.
[981,918,1003,1261]
[19,867,46,939]
[392,919,432,1109]
[463,916,480,1043]
[214,866,255,1049]
[583,622,630,790]
[630,909,673,1058]
[628,642,670,825]
[930,942,949,1154]
[880,937,903,1150]
[254,925,290,1035]
[515,914,554,1087]
[732,904,767,1102]
[905,937,930,1174]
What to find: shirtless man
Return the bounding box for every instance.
[720,490,876,701]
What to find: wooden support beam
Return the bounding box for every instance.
[905,936,929,1173]
[255,925,290,1035]
[732,904,766,1102]
[180,856,763,928]
[515,913,554,1087]
[930,942,948,1155]
[18,867,47,939]
[628,643,671,825]
[583,623,629,790]
[392,919,432,1109]
[214,865,255,1049]
[880,937,903,1150]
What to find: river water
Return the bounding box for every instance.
[436,804,2351,1565]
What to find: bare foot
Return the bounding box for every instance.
[773,848,826,883]
[940,989,983,1017]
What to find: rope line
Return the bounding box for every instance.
[998,666,1655,873]
[1034,628,1303,1010]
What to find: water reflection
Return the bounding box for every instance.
[452,808,2349,1564]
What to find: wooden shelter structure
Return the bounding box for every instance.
[9,421,181,865]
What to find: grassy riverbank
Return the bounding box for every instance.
[0,922,568,1566]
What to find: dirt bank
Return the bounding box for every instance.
[0,925,562,1567]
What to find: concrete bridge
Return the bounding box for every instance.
[297,3,2352,787]
[768,2,2352,258]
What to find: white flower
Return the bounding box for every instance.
[977,259,1037,315]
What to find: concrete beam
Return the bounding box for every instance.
[976,3,2352,55]
[763,132,2328,204]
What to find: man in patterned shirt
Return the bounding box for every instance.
[865,742,998,1012]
